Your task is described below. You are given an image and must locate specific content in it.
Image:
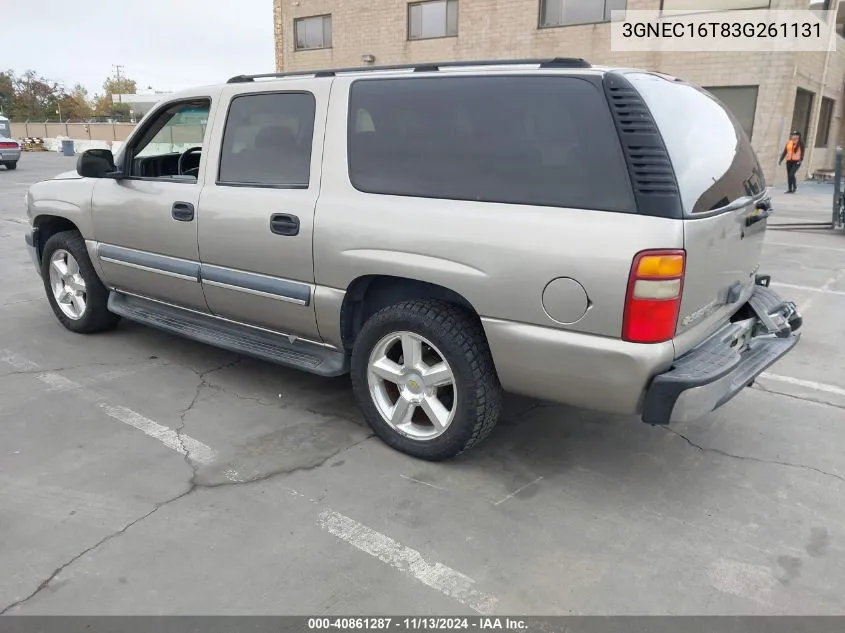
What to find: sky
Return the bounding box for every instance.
[4,0,276,95]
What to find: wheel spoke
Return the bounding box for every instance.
[70,294,86,315]
[421,394,451,431]
[65,256,79,275]
[371,357,404,384]
[390,394,416,425]
[67,276,86,293]
[423,362,453,388]
[51,258,68,277]
[57,289,73,304]
[401,333,423,369]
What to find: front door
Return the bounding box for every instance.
[196,82,328,340]
[91,95,218,312]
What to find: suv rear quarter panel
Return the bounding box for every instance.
[315,74,684,340]
[313,73,684,410]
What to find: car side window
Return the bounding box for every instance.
[347,76,636,213]
[128,99,211,181]
[218,92,316,188]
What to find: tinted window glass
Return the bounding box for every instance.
[218,92,315,187]
[626,72,766,215]
[347,76,636,213]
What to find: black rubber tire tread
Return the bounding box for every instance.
[351,299,502,461]
[41,230,119,334]
[4,162,17,170]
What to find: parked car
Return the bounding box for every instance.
[23,59,802,460]
[0,134,20,170]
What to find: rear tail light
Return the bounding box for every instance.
[622,249,686,344]
[0,142,17,149]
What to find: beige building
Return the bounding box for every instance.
[274,0,845,186]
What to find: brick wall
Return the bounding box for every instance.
[275,0,845,185]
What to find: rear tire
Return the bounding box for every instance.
[4,161,17,170]
[351,299,502,461]
[41,230,119,334]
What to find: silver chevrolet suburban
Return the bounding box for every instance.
[24,59,802,460]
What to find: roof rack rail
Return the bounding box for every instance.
[226,57,591,83]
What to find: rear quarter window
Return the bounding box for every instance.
[347,75,637,213]
[625,72,766,215]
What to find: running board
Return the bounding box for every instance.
[108,292,349,377]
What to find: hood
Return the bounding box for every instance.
[53,170,83,180]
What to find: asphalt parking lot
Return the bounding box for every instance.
[1,153,844,616]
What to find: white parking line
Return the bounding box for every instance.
[759,373,845,398]
[319,509,497,615]
[0,349,216,464]
[99,404,216,464]
[798,270,844,313]
[772,281,845,297]
[492,477,543,506]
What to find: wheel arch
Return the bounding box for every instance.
[32,214,81,265]
[339,275,483,351]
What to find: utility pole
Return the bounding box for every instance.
[112,65,125,105]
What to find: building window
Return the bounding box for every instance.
[540,0,626,28]
[660,0,769,11]
[294,15,332,50]
[815,97,835,147]
[409,0,458,39]
[702,85,759,139]
[792,88,815,143]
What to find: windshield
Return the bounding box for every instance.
[626,72,766,215]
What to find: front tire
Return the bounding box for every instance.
[41,230,119,333]
[351,300,502,461]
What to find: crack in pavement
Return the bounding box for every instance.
[0,485,194,615]
[666,427,845,484]
[174,359,245,477]
[751,382,845,411]
[3,381,374,614]
[1,353,378,612]
[200,433,376,489]
[2,297,39,307]
[205,382,281,408]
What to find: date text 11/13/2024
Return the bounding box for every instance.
[307,617,529,630]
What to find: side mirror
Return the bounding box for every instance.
[77,149,122,179]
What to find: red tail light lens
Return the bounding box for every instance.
[0,142,17,149]
[622,249,686,344]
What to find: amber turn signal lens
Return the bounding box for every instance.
[636,254,684,278]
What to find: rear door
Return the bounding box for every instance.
[196,81,328,341]
[626,72,770,355]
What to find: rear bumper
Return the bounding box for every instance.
[1,149,21,162]
[482,317,674,414]
[642,283,802,425]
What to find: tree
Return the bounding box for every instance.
[57,84,92,121]
[7,70,63,120]
[0,71,14,116]
[93,72,136,119]
[103,76,137,97]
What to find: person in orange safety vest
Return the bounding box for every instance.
[778,130,805,194]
